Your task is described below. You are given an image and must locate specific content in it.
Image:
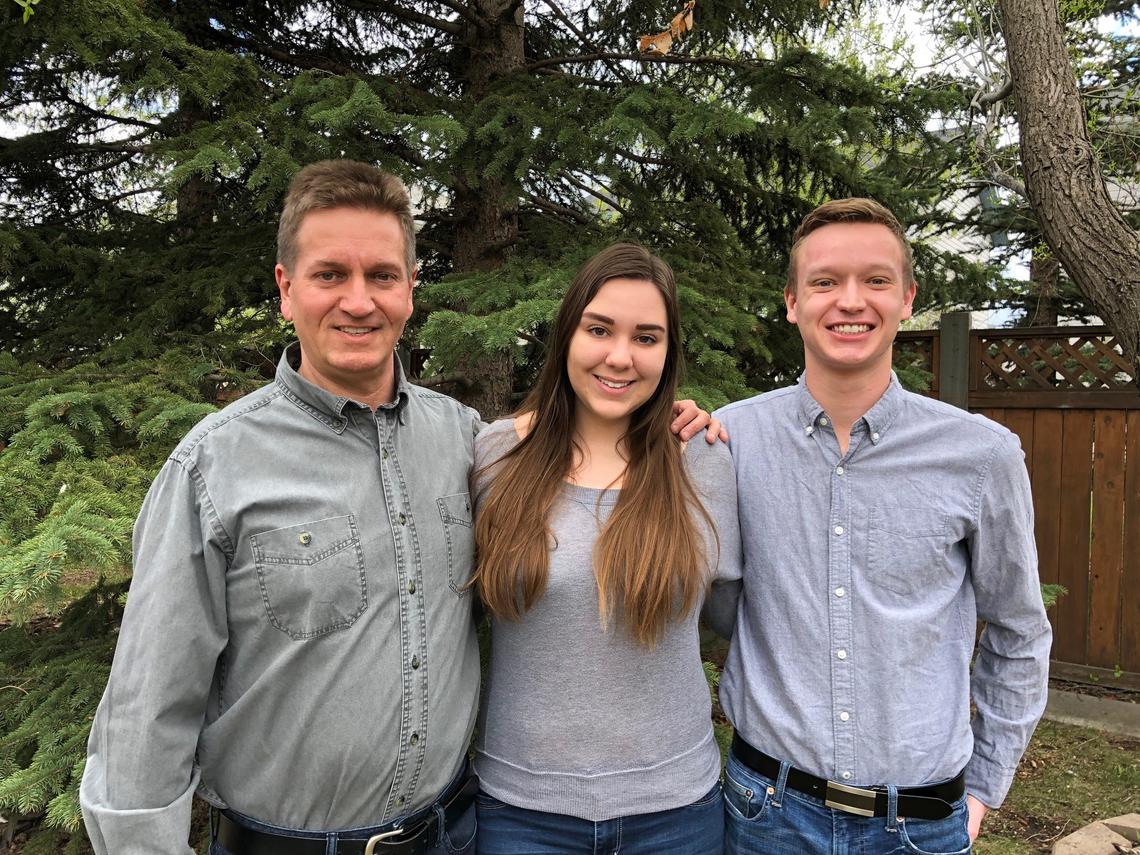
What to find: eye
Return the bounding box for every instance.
[812,278,835,289]
[585,325,608,337]
[635,334,659,345]
[372,271,401,283]
[868,276,892,287]
[315,271,340,283]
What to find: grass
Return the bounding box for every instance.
[974,719,1140,853]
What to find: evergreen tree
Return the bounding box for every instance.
[0,0,986,841]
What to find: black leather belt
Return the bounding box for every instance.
[731,735,964,821]
[216,772,478,855]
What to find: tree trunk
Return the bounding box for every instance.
[999,0,1140,382]
[449,0,524,418]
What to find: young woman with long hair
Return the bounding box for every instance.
[469,243,741,854]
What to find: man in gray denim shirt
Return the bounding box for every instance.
[711,199,1051,854]
[79,161,485,855]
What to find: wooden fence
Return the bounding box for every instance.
[895,319,1140,687]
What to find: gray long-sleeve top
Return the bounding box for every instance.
[80,346,483,854]
[709,375,1052,808]
[472,418,743,821]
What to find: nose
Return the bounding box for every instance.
[604,337,633,370]
[338,274,374,317]
[835,278,866,312]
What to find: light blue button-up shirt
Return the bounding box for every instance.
[711,374,1051,808]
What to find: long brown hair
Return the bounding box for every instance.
[470,243,716,647]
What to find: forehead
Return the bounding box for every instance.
[294,206,407,263]
[583,277,667,319]
[795,221,907,278]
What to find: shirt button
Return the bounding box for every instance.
[411,655,421,669]
[410,732,420,746]
[834,525,844,535]
[383,448,390,459]
[298,532,312,546]
[837,649,847,660]
[396,795,406,806]
[835,465,844,475]
[399,513,407,525]
[820,417,830,426]
[408,580,416,594]
[834,586,845,598]
[805,425,814,435]
[841,771,852,781]
[871,431,880,441]
[839,711,850,722]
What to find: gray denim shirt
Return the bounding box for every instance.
[711,375,1052,808]
[80,345,483,854]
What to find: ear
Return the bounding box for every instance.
[901,280,917,321]
[784,286,799,325]
[407,266,417,315]
[275,263,293,322]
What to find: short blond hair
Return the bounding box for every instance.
[277,160,416,276]
[787,198,913,290]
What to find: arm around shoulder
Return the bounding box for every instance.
[80,458,229,855]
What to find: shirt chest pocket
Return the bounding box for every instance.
[437,492,473,596]
[250,515,368,639]
[867,506,957,597]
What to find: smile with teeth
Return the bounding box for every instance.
[829,323,872,334]
[595,375,634,389]
[337,326,376,336]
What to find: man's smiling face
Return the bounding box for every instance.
[785,221,916,382]
[275,206,415,405]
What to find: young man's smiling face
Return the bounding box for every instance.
[785,221,916,383]
[275,206,415,406]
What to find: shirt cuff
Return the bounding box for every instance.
[964,751,1013,809]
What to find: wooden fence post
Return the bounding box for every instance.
[939,311,972,410]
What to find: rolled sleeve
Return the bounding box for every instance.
[80,458,230,854]
[966,435,1052,807]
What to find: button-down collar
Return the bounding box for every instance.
[794,372,903,443]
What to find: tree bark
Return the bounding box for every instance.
[447,0,524,418]
[999,0,1140,381]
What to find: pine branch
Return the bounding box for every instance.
[520,189,590,224]
[60,96,162,131]
[561,172,628,216]
[526,52,768,73]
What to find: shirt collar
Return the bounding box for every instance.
[794,371,902,444]
[274,342,412,431]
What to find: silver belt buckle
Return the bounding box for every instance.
[364,827,404,855]
[823,781,878,817]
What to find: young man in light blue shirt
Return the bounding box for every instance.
[712,198,1052,853]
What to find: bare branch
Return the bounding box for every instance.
[537,0,634,84]
[61,95,162,131]
[520,189,590,224]
[973,77,1013,109]
[561,172,628,216]
[973,126,1028,197]
[417,371,471,388]
[526,51,761,73]
[362,0,463,34]
[432,0,484,28]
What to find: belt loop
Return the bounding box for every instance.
[432,801,447,848]
[772,761,792,808]
[326,831,338,855]
[885,786,900,832]
[210,807,220,841]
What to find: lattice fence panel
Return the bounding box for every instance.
[975,330,1134,392]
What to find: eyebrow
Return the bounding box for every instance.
[582,312,666,332]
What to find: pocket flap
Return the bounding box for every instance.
[250,515,358,565]
[437,493,472,527]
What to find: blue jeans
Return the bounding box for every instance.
[475,782,723,854]
[209,786,476,855]
[723,750,971,855]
